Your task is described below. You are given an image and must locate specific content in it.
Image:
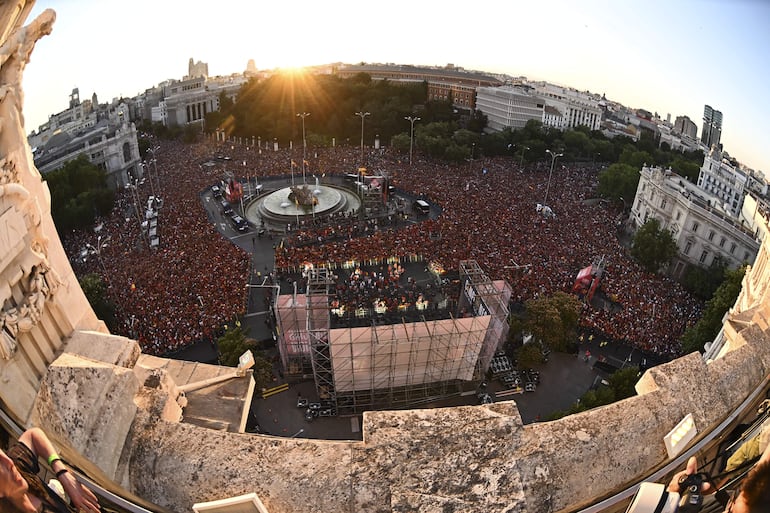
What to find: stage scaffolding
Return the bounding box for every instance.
[275,260,511,415]
[457,260,511,376]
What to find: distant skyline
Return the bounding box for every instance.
[22,0,770,173]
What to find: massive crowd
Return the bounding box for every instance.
[63,135,702,358]
[63,137,250,355]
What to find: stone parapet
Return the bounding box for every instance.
[30,352,139,481]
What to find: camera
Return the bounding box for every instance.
[677,473,704,513]
[625,474,706,513]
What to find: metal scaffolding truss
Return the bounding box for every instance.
[276,260,511,416]
[306,268,335,400]
[329,313,490,415]
[458,260,511,376]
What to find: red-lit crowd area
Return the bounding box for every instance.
[63,138,250,355]
[63,137,702,358]
[273,148,703,358]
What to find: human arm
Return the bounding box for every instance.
[18,428,100,513]
[667,456,713,494]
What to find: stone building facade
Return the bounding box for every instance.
[630,165,759,278]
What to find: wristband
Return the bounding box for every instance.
[47,453,61,466]
[55,468,69,478]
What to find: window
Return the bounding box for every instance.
[730,243,736,254]
[719,237,726,248]
[676,210,682,221]
[700,251,709,264]
[708,230,715,241]
[691,221,699,233]
[684,242,692,255]
[661,198,667,209]
[744,252,750,262]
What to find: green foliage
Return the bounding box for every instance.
[251,353,275,391]
[522,292,582,352]
[669,158,701,182]
[549,367,640,419]
[681,266,746,354]
[631,218,679,272]
[45,155,115,231]
[215,325,276,389]
[390,133,411,153]
[619,147,654,169]
[681,257,728,300]
[79,273,116,331]
[217,325,255,367]
[597,163,640,203]
[516,342,545,368]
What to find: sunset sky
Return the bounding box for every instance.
[22,0,770,173]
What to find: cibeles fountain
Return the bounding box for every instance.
[246,177,360,227]
[3,3,770,513]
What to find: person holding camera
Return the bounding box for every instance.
[668,442,770,513]
[0,427,100,513]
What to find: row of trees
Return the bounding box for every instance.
[206,70,706,169]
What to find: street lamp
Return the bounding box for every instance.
[520,146,529,168]
[85,235,112,273]
[146,146,161,205]
[355,111,370,161]
[296,112,310,183]
[544,149,563,206]
[404,116,420,166]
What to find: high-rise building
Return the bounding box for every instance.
[701,104,723,149]
[674,115,697,139]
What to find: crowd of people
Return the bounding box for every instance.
[63,134,703,358]
[63,137,250,355]
[272,147,703,358]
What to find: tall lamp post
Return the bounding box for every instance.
[296,112,310,183]
[520,145,529,168]
[544,149,563,206]
[404,116,420,166]
[355,111,370,161]
[146,146,161,204]
[85,235,112,274]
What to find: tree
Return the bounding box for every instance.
[682,257,728,300]
[597,163,640,203]
[631,219,678,272]
[216,325,276,388]
[681,266,746,354]
[45,155,115,231]
[523,292,582,352]
[516,342,545,368]
[217,325,256,367]
[79,273,116,331]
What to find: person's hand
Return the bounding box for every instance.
[667,456,713,494]
[58,470,100,513]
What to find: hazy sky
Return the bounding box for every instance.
[22,0,770,173]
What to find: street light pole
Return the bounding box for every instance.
[544,149,564,206]
[355,111,370,162]
[404,116,420,166]
[296,112,310,184]
[520,146,529,168]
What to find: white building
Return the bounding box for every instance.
[697,147,750,218]
[162,75,246,128]
[531,83,602,131]
[630,165,759,278]
[475,85,544,131]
